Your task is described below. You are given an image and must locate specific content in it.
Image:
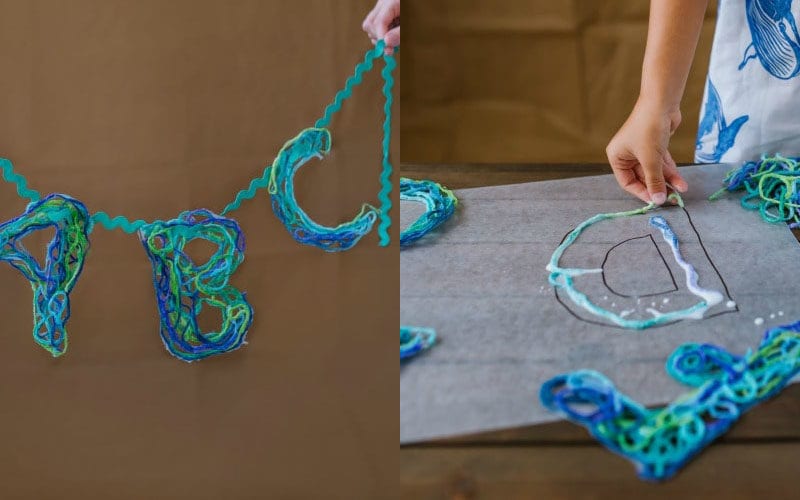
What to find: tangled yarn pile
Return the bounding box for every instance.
[0,194,91,356]
[139,209,253,362]
[540,320,800,481]
[710,155,800,227]
[400,326,437,360]
[399,178,458,247]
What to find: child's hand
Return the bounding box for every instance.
[362,0,399,55]
[606,99,688,205]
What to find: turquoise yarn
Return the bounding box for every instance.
[0,42,396,248]
[267,128,378,252]
[399,178,458,247]
[400,326,436,360]
[0,158,40,203]
[377,49,397,246]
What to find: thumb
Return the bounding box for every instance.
[641,151,667,204]
[384,26,400,49]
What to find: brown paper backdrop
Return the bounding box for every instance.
[0,1,398,498]
[402,0,718,164]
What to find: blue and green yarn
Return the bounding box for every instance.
[400,326,437,360]
[0,194,91,356]
[139,209,253,362]
[541,320,800,481]
[399,178,458,248]
[710,154,800,227]
[267,128,379,252]
[0,41,395,360]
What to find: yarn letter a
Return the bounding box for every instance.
[139,209,254,362]
[0,194,91,356]
[268,128,378,252]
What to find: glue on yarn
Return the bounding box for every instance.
[400,326,436,360]
[541,320,800,481]
[399,178,458,248]
[710,155,800,227]
[139,209,253,362]
[547,193,723,329]
[0,194,90,356]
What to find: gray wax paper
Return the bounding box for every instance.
[400,164,800,443]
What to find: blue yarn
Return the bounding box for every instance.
[400,178,458,247]
[541,320,800,481]
[400,326,437,360]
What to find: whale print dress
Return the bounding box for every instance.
[695,0,800,164]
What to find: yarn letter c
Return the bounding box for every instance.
[268,127,378,252]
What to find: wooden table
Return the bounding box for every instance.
[399,164,800,500]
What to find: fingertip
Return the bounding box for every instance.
[651,192,667,205]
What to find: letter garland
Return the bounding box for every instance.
[0,41,396,361]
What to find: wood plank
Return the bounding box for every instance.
[401,443,800,499]
[406,384,800,445]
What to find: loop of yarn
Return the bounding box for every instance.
[400,326,437,360]
[139,209,253,362]
[268,128,378,252]
[540,320,800,481]
[710,154,800,227]
[399,178,458,248]
[0,194,91,356]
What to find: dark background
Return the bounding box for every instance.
[401,0,718,164]
[0,1,398,498]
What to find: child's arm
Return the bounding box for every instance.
[606,0,709,204]
[362,0,400,55]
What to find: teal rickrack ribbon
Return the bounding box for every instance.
[0,41,397,245]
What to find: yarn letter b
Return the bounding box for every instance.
[0,194,91,356]
[139,209,253,362]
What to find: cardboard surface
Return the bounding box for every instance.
[401,0,718,164]
[0,1,398,498]
[400,164,800,443]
